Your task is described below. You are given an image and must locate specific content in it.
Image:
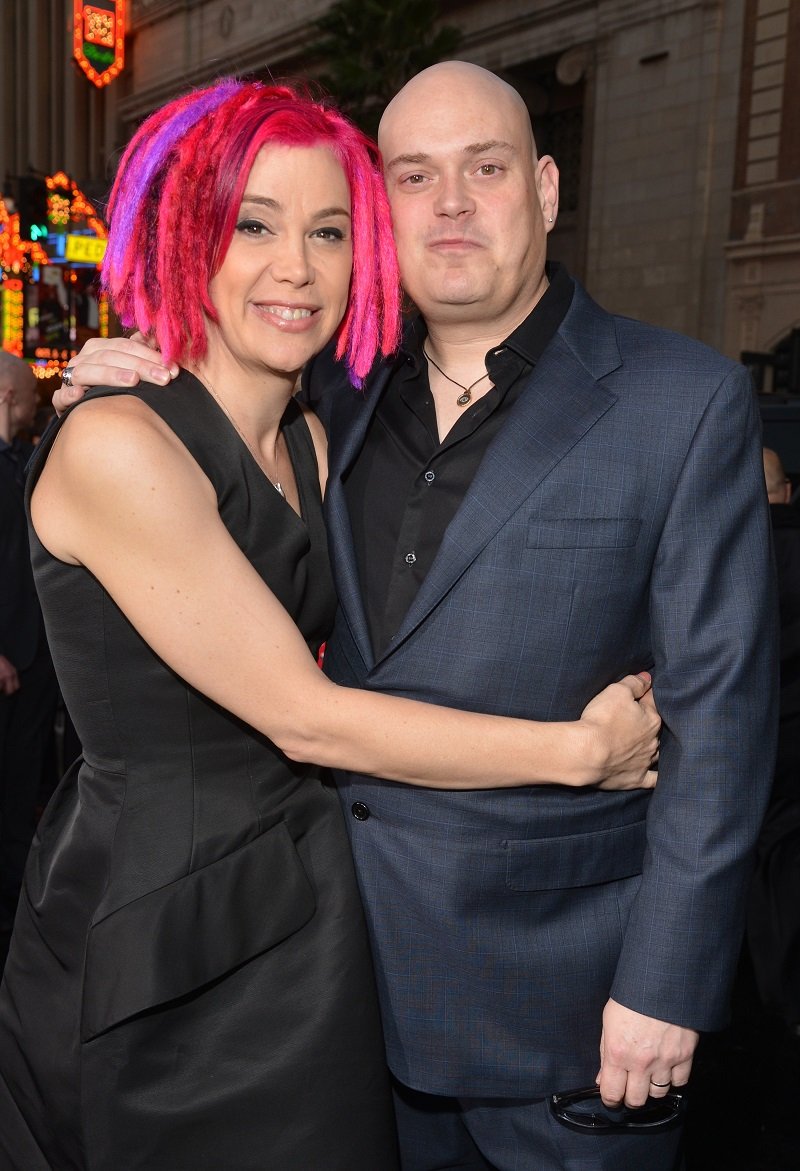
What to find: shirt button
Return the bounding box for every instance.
[424,470,435,483]
[405,551,417,564]
[351,802,370,821]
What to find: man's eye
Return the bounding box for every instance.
[403,173,427,185]
[478,164,501,176]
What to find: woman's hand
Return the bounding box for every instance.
[579,673,660,790]
[54,334,177,414]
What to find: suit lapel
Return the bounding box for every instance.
[374,286,622,665]
[324,361,395,671]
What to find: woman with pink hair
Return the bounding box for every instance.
[0,81,658,1168]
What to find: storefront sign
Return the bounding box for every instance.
[65,235,107,264]
[73,1,126,88]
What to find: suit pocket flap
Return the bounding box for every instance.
[81,820,315,1041]
[505,820,646,891]
[526,516,641,549]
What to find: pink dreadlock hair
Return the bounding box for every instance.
[101,79,401,386]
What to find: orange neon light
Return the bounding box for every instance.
[73,0,125,88]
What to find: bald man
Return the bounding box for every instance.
[58,62,777,1171]
[0,353,58,969]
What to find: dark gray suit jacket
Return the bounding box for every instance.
[305,278,778,1097]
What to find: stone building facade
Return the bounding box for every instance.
[1,0,798,369]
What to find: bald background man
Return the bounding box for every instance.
[0,353,58,969]
[59,62,777,1171]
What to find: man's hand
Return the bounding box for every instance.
[53,334,177,415]
[0,654,20,696]
[597,998,698,1107]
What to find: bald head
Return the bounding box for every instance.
[763,447,791,504]
[0,352,38,440]
[379,62,536,160]
[376,61,559,339]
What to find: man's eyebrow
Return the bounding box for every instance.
[385,141,517,171]
[238,195,351,220]
[385,153,430,172]
[463,140,516,155]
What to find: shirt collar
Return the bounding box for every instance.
[502,262,574,365]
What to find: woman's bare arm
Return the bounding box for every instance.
[31,396,659,791]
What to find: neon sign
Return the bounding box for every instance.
[73,1,126,88]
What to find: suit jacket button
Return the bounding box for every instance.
[351,801,370,821]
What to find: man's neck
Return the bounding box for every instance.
[421,274,551,369]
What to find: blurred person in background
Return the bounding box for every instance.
[0,352,58,971]
[748,448,800,1035]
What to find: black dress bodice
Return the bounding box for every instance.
[0,372,398,1171]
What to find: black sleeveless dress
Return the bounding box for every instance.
[0,374,398,1170]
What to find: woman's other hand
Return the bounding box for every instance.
[579,672,660,791]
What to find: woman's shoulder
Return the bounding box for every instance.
[42,385,212,513]
[57,390,178,460]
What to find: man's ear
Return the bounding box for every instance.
[537,155,560,230]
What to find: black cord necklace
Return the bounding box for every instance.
[423,346,491,407]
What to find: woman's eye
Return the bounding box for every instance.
[312,227,346,242]
[235,219,270,236]
[403,173,427,186]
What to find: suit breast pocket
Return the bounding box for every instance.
[526,516,642,551]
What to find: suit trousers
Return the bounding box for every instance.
[392,1079,685,1171]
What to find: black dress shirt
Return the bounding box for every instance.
[344,263,574,657]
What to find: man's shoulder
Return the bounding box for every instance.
[613,313,740,375]
[562,285,747,414]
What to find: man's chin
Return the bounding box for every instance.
[409,283,486,314]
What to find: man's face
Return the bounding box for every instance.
[378,65,559,336]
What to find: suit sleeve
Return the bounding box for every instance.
[610,363,778,1031]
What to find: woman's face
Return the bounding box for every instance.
[207,144,353,379]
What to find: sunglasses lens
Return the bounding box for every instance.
[551,1088,683,1133]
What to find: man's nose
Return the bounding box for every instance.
[433,172,475,218]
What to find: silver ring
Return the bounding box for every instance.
[650,1079,671,1088]
[61,366,75,388]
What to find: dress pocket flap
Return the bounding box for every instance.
[505,820,646,891]
[526,516,641,549]
[81,820,315,1041]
